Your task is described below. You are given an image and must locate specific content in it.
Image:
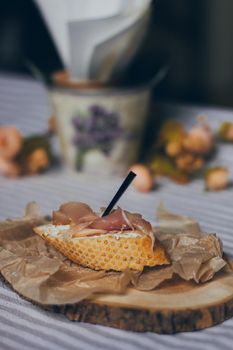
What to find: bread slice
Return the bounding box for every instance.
[34,224,169,271]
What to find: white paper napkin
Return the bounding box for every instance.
[34,0,151,81]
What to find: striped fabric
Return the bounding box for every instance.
[0,74,233,350]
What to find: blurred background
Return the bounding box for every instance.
[0,0,233,107]
[0,0,232,193]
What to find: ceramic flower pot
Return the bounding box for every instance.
[51,71,151,175]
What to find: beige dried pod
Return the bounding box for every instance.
[205,167,229,191]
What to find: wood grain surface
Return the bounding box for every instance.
[44,264,233,333]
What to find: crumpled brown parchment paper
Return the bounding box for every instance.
[0,202,226,305]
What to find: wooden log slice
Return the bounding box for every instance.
[44,266,233,333]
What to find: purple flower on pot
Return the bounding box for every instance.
[72,105,123,169]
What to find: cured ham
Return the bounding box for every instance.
[89,208,131,231]
[124,211,153,235]
[52,202,97,225]
[52,202,153,238]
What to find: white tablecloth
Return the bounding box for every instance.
[0,73,233,350]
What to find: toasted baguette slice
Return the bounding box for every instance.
[34,224,169,271]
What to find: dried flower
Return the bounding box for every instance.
[218,122,233,142]
[26,148,49,174]
[19,135,52,175]
[0,156,20,177]
[157,120,187,148]
[0,126,22,159]
[204,167,229,191]
[176,153,204,173]
[183,117,214,155]
[129,164,154,192]
[150,156,189,184]
[165,141,183,157]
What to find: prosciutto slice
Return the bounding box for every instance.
[52,202,153,238]
[89,208,131,231]
[52,202,97,226]
[124,211,153,235]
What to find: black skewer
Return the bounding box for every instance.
[101,171,137,217]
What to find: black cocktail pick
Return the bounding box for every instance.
[101,171,136,217]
